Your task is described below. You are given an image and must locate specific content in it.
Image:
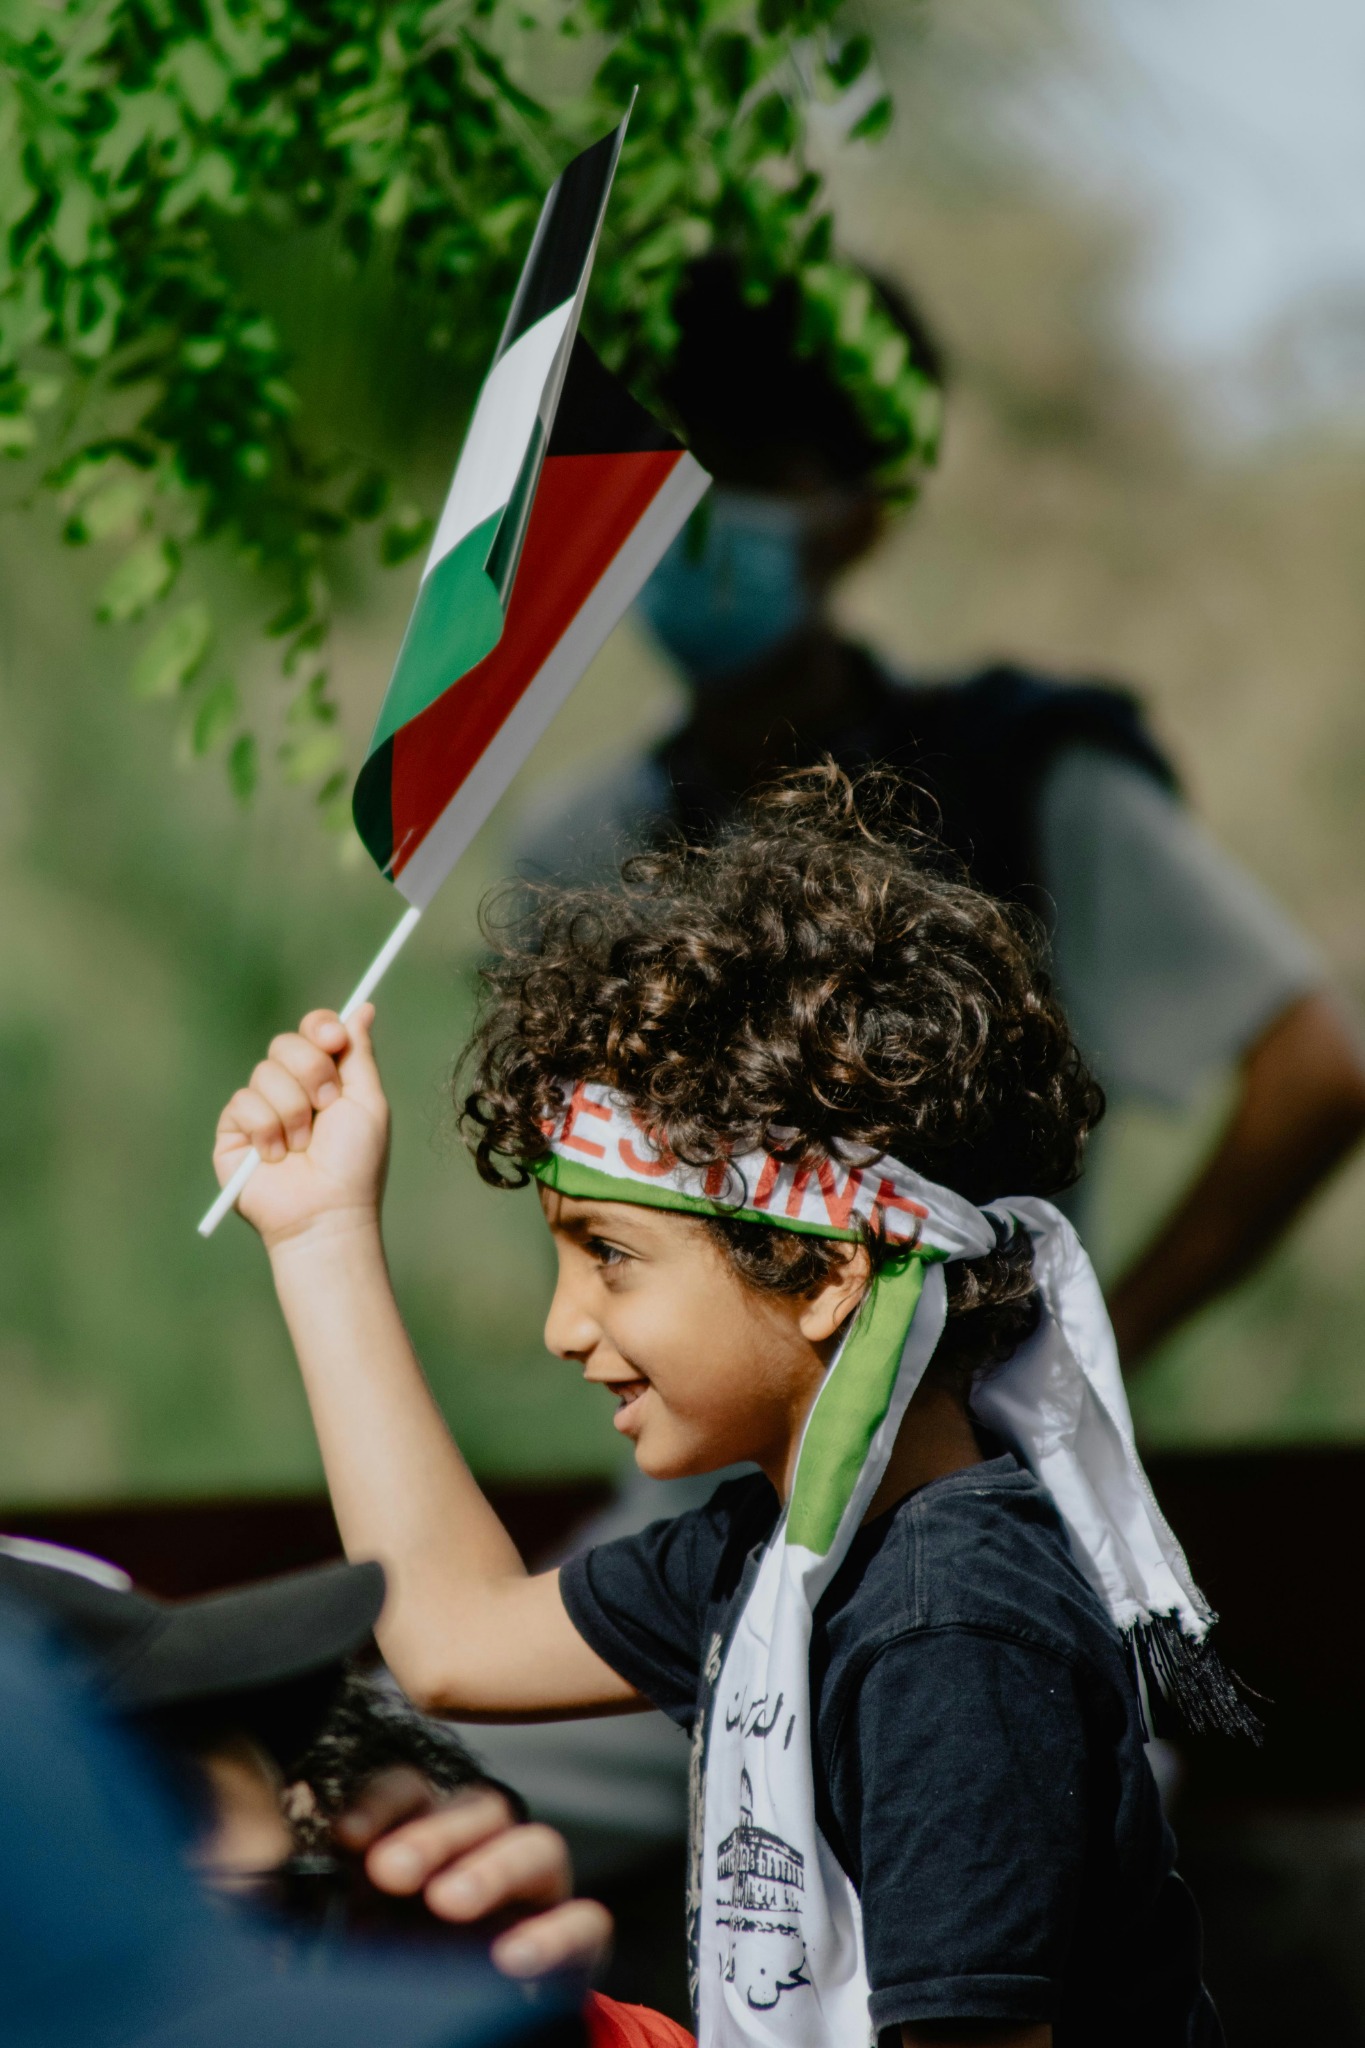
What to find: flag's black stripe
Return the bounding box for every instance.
[548,337,680,458]
[352,733,395,876]
[497,122,625,358]
[485,413,547,607]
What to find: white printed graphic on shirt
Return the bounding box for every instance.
[699,1516,876,2048]
[717,1767,808,2011]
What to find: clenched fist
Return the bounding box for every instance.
[213,1006,390,1246]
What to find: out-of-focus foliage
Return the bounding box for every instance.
[0,0,938,819]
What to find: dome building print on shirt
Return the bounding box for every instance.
[717,1767,810,2010]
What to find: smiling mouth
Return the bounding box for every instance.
[610,1379,650,1409]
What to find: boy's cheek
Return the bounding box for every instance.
[627,1396,697,1479]
[634,1394,685,1463]
[634,1396,747,1481]
[632,1433,678,1479]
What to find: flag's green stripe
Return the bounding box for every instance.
[786,1252,927,1556]
[530,1154,864,1240]
[367,510,505,755]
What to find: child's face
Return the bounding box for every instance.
[539,1189,864,1492]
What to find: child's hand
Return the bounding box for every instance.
[344,1769,613,1979]
[213,1005,389,1246]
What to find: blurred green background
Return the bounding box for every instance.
[4,0,1365,1505]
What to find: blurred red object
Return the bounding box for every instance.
[585,1992,695,2048]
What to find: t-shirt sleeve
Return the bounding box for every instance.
[833,1627,1096,2032]
[560,1485,745,1729]
[1039,746,1322,1109]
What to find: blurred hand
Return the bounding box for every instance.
[213,1006,389,1246]
[335,1766,613,1980]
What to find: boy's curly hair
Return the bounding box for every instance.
[460,765,1103,1386]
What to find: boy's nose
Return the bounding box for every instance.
[543,1272,600,1364]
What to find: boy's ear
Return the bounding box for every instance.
[797,1242,873,1345]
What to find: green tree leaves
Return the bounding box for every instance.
[0,0,936,822]
[96,536,178,620]
[190,673,238,753]
[130,601,213,697]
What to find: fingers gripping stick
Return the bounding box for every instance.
[197,906,422,1238]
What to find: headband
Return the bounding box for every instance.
[536,1080,1256,2045]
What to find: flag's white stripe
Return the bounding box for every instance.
[394,451,711,908]
[428,116,625,585]
[423,301,575,581]
[463,175,620,604]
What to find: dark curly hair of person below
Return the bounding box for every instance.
[461,764,1104,1391]
[264,1669,531,1940]
[286,1669,504,1857]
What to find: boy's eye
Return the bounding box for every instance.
[587,1236,629,1269]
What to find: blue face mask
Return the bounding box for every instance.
[636,490,813,685]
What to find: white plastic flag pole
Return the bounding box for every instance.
[196,904,423,1239]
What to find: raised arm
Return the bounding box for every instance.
[214,1006,640,1720]
[1108,989,1365,1366]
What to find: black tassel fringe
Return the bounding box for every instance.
[1129,1612,1264,1744]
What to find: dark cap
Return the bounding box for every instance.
[0,1536,385,1711]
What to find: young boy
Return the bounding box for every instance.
[216,767,1232,2047]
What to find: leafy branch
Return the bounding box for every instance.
[0,0,938,820]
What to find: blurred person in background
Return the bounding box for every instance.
[0,1537,691,2048]
[522,251,1365,1375]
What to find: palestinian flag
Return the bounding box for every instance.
[352,118,710,907]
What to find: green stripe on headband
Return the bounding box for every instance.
[531,1152,865,1241]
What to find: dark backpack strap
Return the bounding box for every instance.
[876,661,1179,910]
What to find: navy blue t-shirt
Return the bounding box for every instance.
[561,1453,1221,2045]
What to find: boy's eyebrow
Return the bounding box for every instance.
[545,1197,668,1244]
[551,1208,597,1238]
[546,1200,632,1239]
